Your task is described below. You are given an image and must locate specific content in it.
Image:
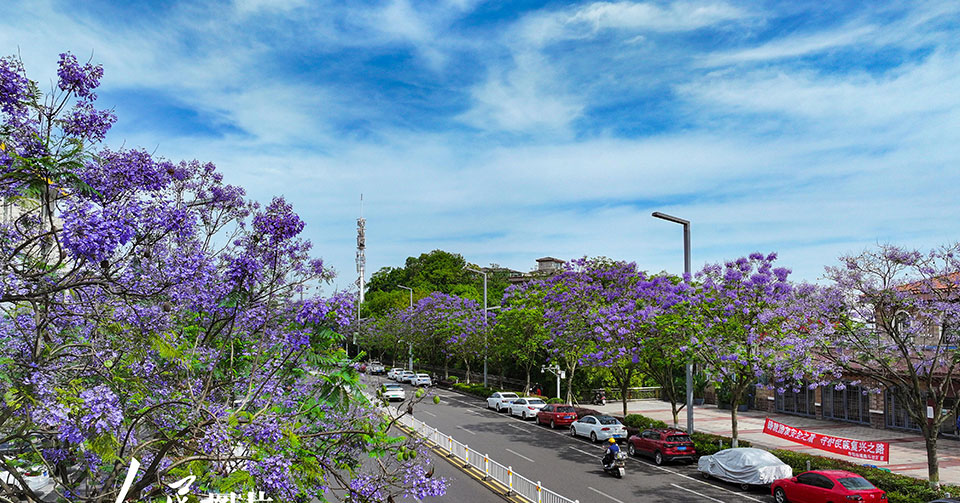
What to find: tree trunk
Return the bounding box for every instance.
[464,360,471,384]
[730,405,739,447]
[923,426,941,489]
[620,368,633,417]
[671,400,680,428]
[443,358,449,380]
[565,363,577,404]
[525,369,531,395]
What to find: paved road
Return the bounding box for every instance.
[364,374,776,503]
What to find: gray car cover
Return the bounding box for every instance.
[697,448,792,485]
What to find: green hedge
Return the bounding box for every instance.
[546,398,565,404]
[622,414,669,430]
[770,449,958,503]
[452,382,513,399]
[691,432,752,457]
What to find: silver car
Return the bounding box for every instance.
[697,448,792,489]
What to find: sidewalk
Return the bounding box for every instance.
[592,400,960,486]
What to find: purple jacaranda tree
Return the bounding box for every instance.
[692,253,822,447]
[817,243,960,489]
[543,257,634,404]
[576,260,650,415]
[627,274,696,424]
[0,53,445,502]
[405,292,487,383]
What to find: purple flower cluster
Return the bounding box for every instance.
[79,385,122,436]
[250,455,297,500]
[61,200,135,262]
[56,53,103,99]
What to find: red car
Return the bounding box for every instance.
[771,470,886,503]
[535,404,578,429]
[626,428,696,465]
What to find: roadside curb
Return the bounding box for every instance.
[394,421,529,503]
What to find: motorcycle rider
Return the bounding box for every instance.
[602,437,620,468]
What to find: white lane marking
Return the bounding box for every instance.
[588,486,626,503]
[505,448,535,463]
[647,465,764,503]
[456,425,476,435]
[505,423,526,432]
[671,483,726,503]
[569,446,600,458]
[421,410,437,417]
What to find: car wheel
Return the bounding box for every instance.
[570,426,577,437]
[628,444,636,457]
[550,420,556,429]
[701,471,710,479]
[654,451,664,466]
[773,488,788,503]
[590,432,598,443]
[535,416,541,425]
[739,483,750,491]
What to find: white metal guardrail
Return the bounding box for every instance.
[395,412,580,503]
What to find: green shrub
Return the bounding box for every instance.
[451,382,515,399]
[546,398,565,404]
[622,414,669,430]
[690,432,751,457]
[769,449,958,503]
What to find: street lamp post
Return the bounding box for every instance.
[397,338,413,371]
[652,211,694,434]
[397,285,414,370]
[464,267,488,387]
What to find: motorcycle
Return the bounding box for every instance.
[592,390,606,405]
[602,450,627,478]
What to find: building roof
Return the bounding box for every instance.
[536,257,565,263]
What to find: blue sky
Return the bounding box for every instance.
[4,0,960,289]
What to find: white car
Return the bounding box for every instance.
[413,373,432,386]
[697,448,792,489]
[398,371,416,383]
[487,392,520,412]
[570,415,627,443]
[386,368,405,380]
[380,383,405,401]
[367,361,385,374]
[509,397,547,419]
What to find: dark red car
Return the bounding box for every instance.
[626,428,696,465]
[535,404,578,429]
[771,470,886,503]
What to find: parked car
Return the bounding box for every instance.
[413,373,432,386]
[487,392,520,412]
[357,362,367,373]
[386,368,405,380]
[569,415,628,443]
[771,470,886,503]
[368,361,386,374]
[380,383,406,401]
[627,428,696,465]
[698,448,792,489]
[536,404,578,428]
[398,371,416,383]
[508,397,547,419]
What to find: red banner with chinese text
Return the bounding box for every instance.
[763,418,889,462]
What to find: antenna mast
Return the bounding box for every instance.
[356,194,366,304]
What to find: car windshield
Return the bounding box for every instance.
[384,384,402,389]
[417,374,429,377]
[666,435,691,442]
[556,406,575,412]
[502,393,519,399]
[838,477,876,490]
[597,417,620,425]
[528,399,545,405]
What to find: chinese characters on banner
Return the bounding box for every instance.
[763,418,889,462]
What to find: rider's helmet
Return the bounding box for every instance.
[608,438,616,444]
